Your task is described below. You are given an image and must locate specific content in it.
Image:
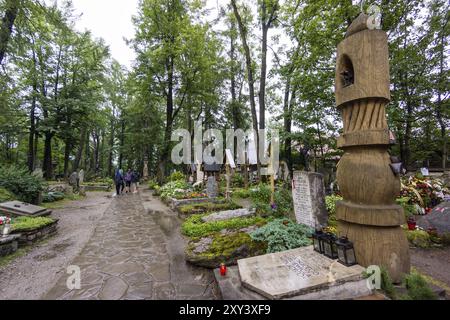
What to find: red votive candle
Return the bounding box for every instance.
[220,263,227,276]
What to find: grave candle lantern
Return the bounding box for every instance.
[335,237,357,267]
[312,230,325,254]
[322,233,338,259]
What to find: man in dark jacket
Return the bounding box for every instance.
[132,170,140,194]
[114,169,124,196]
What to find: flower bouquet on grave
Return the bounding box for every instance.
[0,216,12,236]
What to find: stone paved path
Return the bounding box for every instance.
[44,190,220,300]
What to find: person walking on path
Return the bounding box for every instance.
[124,169,133,194]
[114,169,124,196]
[132,169,140,194]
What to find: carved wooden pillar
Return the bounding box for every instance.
[335,14,410,282]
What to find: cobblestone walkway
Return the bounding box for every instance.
[44,190,219,300]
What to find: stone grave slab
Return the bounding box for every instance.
[417,201,450,235]
[0,201,52,217]
[238,246,365,300]
[291,171,328,229]
[202,208,256,223]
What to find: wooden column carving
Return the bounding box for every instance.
[335,14,410,282]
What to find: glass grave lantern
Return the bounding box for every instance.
[335,237,357,266]
[322,233,338,259]
[312,230,325,254]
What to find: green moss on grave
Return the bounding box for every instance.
[405,229,432,248]
[181,214,267,238]
[11,216,55,232]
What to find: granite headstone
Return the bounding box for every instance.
[206,176,218,198]
[291,171,328,229]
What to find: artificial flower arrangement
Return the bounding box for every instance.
[399,175,449,215]
[0,216,12,225]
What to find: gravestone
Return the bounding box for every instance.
[417,202,450,235]
[69,171,79,189]
[78,169,85,185]
[0,201,52,217]
[196,163,204,182]
[291,171,328,229]
[238,246,366,300]
[206,176,218,198]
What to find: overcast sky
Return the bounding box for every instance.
[71,0,139,68]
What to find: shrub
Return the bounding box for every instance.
[182,214,266,238]
[273,187,293,216]
[43,192,65,203]
[251,218,314,253]
[0,187,15,202]
[169,171,185,182]
[402,272,438,300]
[232,188,251,199]
[0,165,44,204]
[250,184,272,204]
[325,195,343,228]
[11,216,55,232]
[232,174,244,188]
[147,179,159,190]
[406,229,432,248]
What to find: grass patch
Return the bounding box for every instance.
[11,216,55,232]
[182,214,267,238]
[178,201,241,215]
[0,246,32,269]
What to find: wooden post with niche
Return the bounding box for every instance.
[335,13,410,282]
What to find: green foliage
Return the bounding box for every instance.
[232,188,251,199]
[250,184,272,204]
[401,272,438,300]
[232,174,244,188]
[179,201,241,215]
[250,218,313,253]
[147,179,159,190]
[0,166,44,204]
[406,229,432,248]
[11,216,55,232]
[168,171,185,182]
[273,187,293,217]
[0,187,15,202]
[325,195,342,228]
[380,267,397,300]
[182,214,266,238]
[396,197,416,219]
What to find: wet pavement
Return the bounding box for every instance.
[44,190,220,300]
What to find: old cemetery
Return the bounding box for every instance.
[0,0,449,304]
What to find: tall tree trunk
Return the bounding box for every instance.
[118,118,125,169]
[43,132,54,180]
[0,0,19,65]
[158,55,174,184]
[73,127,86,172]
[436,32,447,170]
[27,83,37,172]
[231,0,260,179]
[284,79,295,173]
[63,138,71,178]
[108,118,115,176]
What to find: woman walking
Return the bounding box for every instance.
[124,169,133,193]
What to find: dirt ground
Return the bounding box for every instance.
[410,246,450,291]
[0,192,112,300]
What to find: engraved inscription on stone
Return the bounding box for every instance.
[292,172,314,227]
[280,254,321,279]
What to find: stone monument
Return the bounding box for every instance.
[78,169,85,185]
[334,13,410,282]
[206,176,218,198]
[292,171,328,229]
